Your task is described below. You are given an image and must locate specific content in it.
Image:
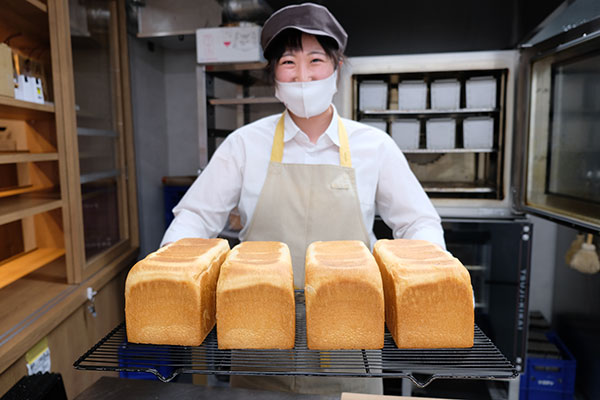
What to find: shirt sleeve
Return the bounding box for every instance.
[375,137,446,250]
[160,133,244,247]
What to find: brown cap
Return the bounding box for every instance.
[261,3,347,55]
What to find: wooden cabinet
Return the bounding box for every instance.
[0,0,70,291]
[0,0,138,392]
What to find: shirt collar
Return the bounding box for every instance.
[282,105,341,147]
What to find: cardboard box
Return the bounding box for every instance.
[0,127,16,151]
[0,44,14,98]
[0,119,27,151]
[196,26,263,64]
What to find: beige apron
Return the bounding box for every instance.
[230,112,383,395]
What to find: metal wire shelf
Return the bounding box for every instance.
[74,292,517,387]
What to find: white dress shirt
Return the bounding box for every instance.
[161,107,445,249]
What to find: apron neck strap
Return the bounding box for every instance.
[270,112,352,168]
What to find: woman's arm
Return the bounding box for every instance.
[160,133,244,246]
[374,137,446,250]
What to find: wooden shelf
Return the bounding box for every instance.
[360,108,499,116]
[79,152,109,160]
[0,184,54,199]
[206,62,267,72]
[0,152,58,164]
[0,247,65,290]
[0,96,55,120]
[0,196,62,225]
[3,0,48,17]
[0,0,49,51]
[209,96,280,106]
[77,127,118,137]
[80,170,120,185]
[423,182,496,194]
[206,63,270,86]
[0,274,70,338]
[403,148,496,154]
[26,0,48,13]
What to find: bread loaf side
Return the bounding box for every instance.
[373,239,474,348]
[305,240,385,350]
[216,241,295,349]
[125,238,230,346]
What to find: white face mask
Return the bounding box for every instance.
[275,70,338,119]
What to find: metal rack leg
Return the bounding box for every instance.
[508,376,520,400]
[489,377,521,400]
[401,378,413,396]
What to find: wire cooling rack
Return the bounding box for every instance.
[74,292,517,387]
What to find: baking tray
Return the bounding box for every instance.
[74,291,517,387]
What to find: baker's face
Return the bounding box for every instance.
[274,33,335,83]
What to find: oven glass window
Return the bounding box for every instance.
[548,52,600,204]
[527,45,600,228]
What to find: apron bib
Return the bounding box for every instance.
[231,112,382,394]
[243,112,370,288]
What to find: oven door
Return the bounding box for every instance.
[517,22,600,232]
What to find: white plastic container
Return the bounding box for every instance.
[463,117,494,149]
[391,120,420,150]
[359,81,388,111]
[397,80,427,110]
[466,76,497,109]
[362,119,387,132]
[431,79,460,110]
[426,118,455,149]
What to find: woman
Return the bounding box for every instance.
[162,2,445,394]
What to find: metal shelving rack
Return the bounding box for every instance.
[74,292,517,387]
[197,62,285,168]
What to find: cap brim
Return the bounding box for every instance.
[264,26,342,54]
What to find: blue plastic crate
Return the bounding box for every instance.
[519,388,573,400]
[520,332,576,400]
[118,341,175,381]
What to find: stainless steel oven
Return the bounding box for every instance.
[336,24,600,234]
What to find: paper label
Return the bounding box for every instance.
[25,337,51,375]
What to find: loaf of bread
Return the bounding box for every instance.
[373,239,474,348]
[216,241,295,349]
[125,238,230,346]
[305,240,384,350]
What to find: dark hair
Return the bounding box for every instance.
[264,29,344,84]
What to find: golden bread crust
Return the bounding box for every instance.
[305,240,384,350]
[125,238,230,346]
[216,241,295,349]
[373,239,474,348]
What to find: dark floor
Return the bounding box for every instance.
[384,378,504,399]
